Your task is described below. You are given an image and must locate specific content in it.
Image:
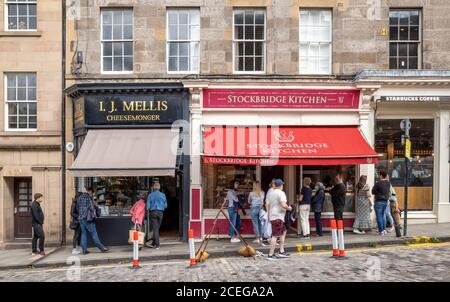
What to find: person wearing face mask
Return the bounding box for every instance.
[227,180,242,243]
[31,193,45,256]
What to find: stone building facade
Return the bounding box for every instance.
[0,0,62,248]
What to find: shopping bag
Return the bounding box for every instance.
[128,229,145,245]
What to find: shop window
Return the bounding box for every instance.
[233,9,266,73]
[4,73,37,130]
[298,165,356,213]
[167,9,200,73]
[299,9,332,75]
[5,0,36,31]
[202,164,256,209]
[389,9,421,69]
[101,9,133,73]
[375,119,434,210]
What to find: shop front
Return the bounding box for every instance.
[187,85,378,238]
[66,83,190,245]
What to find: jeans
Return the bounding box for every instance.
[250,206,263,238]
[149,210,164,247]
[299,204,311,236]
[228,207,241,237]
[79,219,106,252]
[314,212,323,236]
[385,202,395,228]
[374,201,388,233]
[332,202,345,221]
[32,223,45,252]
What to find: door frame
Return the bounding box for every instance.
[13,177,33,239]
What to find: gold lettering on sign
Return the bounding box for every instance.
[99,101,105,112]
[108,101,117,113]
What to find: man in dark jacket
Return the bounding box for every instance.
[330,174,346,221]
[70,194,82,255]
[372,170,392,235]
[31,193,45,256]
[311,182,326,236]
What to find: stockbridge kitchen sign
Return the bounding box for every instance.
[75,93,183,127]
[203,89,360,109]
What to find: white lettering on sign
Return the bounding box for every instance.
[383,96,442,102]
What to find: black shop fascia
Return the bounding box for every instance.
[66,83,190,244]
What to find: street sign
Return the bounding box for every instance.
[400,119,411,132]
[405,138,411,159]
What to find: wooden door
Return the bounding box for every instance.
[14,178,33,239]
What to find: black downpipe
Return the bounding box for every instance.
[61,0,67,245]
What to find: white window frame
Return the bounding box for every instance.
[232,9,266,75]
[4,0,37,32]
[388,9,422,70]
[166,9,200,75]
[100,8,134,75]
[4,73,37,132]
[299,9,332,75]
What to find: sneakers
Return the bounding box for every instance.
[72,248,81,255]
[266,254,280,261]
[230,237,240,243]
[252,239,260,244]
[387,226,395,233]
[353,229,364,235]
[302,235,311,240]
[378,230,387,236]
[276,252,291,258]
[39,251,45,256]
[82,250,90,255]
[31,250,38,256]
[100,248,110,253]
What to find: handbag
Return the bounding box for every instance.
[128,225,145,245]
[69,218,78,230]
[86,204,97,222]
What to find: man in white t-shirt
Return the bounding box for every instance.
[265,179,292,260]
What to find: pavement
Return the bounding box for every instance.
[0,223,449,271]
[1,242,449,282]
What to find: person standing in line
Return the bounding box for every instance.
[329,174,347,221]
[248,181,265,246]
[353,176,372,234]
[298,177,312,239]
[389,186,402,237]
[311,182,325,237]
[371,170,392,235]
[384,178,396,233]
[266,179,292,261]
[31,193,45,256]
[70,193,82,255]
[147,182,168,249]
[78,186,109,255]
[226,180,242,243]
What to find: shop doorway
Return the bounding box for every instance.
[156,175,180,238]
[14,178,33,239]
[261,166,284,192]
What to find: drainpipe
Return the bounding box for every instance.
[61,0,67,246]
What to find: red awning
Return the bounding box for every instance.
[203,126,379,165]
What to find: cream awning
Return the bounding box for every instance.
[70,129,179,177]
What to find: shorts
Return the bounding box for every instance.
[270,219,286,237]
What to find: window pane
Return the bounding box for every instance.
[179,57,189,71]
[237,57,244,71]
[29,4,36,16]
[9,116,18,129]
[255,12,264,25]
[168,12,177,25]
[28,75,36,87]
[179,13,189,25]
[389,12,399,25]
[168,42,178,56]
[237,42,244,56]
[113,42,123,56]
[320,43,330,57]
[190,11,200,25]
[113,57,122,71]
[244,57,254,71]
[8,17,18,30]
[389,43,397,57]
[18,16,27,29]
[179,42,189,56]
[398,43,407,56]
[29,116,37,129]
[409,43,418,56]
[8,4,18,15]
[113,11,122,25]
[113,24,122,39]
[190,25,200,40]
[103,25,112,40]
[123,42,133,56]
[103,42,112,56]
[389,26,398,40]
[310,10,320,25]
[123,10,132,25]
[8,103,18,115]
[28,16,36,29]
[17,74,27,87]
[18,103,27,115]
[234,12,244,25]
[399,26,408,40]
[104,57,113,71]
[255,57,263,71]
[168,57,178,71]
[410,26,419,40]
[123,25,132,39]
[244,25,254,39]
[244,42,254,56]
[399,12,409,25]
[28,88,36,100]
[124,56,133,71]
[18,4,27,15]
[244,11,254,25]
[389,58,397,69]
[7,88,16,100]
[29,103,36,115]
[410,11,419,26]
[235,25,243,40]
[179,25,189,40]
[409,57,418,69]
[169,25,178,40]
[398,57,408,69]
[255,42,263,56]
[19,116,27,129]
[255,25,264,40]
[103,11,112,25]
[17,88,26,100]
[7,75,16,88]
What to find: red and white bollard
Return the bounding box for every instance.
[337,220,345,258]
[132,229,141,269]
[330,219,339,257]
[188,229,197,267]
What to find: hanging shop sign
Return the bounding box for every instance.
[203,89,360,109]
[380,96,450,102]
[80,92,184,126]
